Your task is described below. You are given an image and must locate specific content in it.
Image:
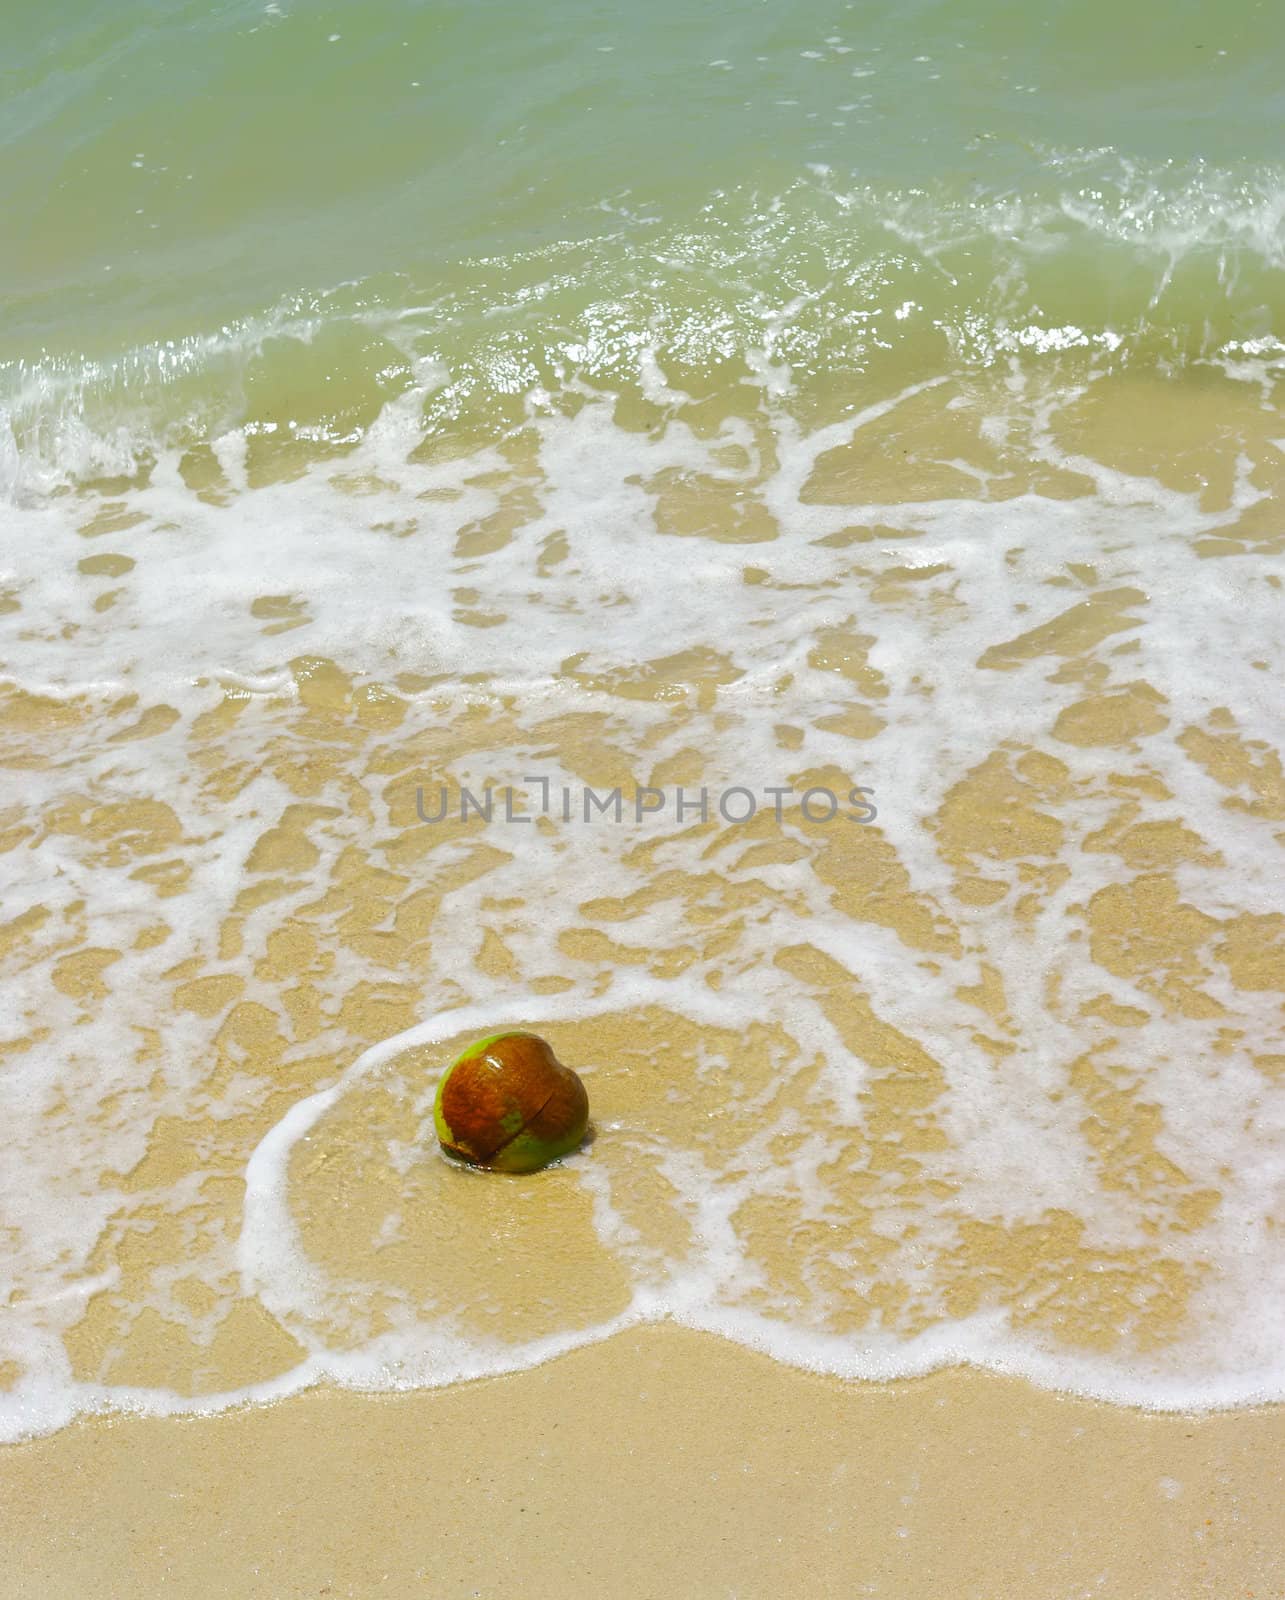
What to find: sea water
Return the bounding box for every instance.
[1,0,1283,1440]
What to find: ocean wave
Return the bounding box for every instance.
[3,155,1283,500]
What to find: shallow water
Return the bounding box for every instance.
[1,0,1283,1438]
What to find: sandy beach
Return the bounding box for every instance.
[3,1326,1282,1598]
[4,4,1285,1589]
[3,371,1283,1594]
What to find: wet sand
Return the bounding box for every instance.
[3,372,1283,1597]
[2,1325,1282,1599]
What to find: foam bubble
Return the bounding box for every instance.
[0,353,1282,1441]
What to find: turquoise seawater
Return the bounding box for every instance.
[3,0,1284,476]
[2,3,1285,1438]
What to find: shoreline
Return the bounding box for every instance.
[3,1324,1282,1598]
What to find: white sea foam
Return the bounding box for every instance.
[0,362,1282,1441]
